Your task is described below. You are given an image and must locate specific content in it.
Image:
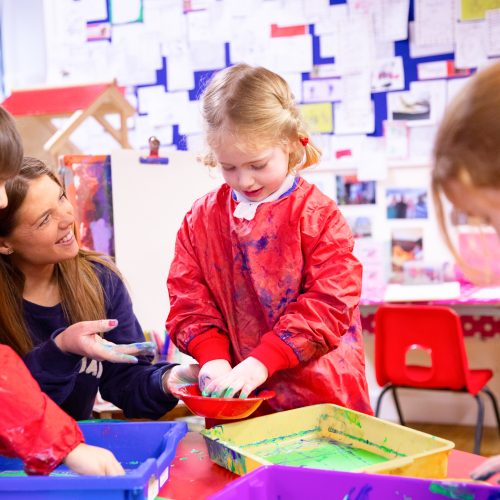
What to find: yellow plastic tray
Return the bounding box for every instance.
[202,404,454,478]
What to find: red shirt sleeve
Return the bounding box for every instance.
[0,346,84,475]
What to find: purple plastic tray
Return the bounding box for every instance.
[210,465,500,500]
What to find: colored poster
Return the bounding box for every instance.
[460,0,500,20]
[299,103,334,133]
[59,155,115,257]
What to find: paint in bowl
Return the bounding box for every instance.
[171,384,276,420]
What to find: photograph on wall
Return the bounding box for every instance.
[386,187,428,219]
[335,175,376,205]
[391,228,424,275]
[387,88,432,125]
[346,215,373,238]
[59,155,115,257]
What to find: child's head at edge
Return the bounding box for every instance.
[0,107,23,207]
[200,64,322,175]
[432,62,500,284]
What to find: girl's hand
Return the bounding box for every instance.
[162,364,200,395]
[470,455,500,482]
[198,359,232,394]
[54,319,156,363]
[63,443,125,476]
[203,357,268,398]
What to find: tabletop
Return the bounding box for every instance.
[157,431,497,500]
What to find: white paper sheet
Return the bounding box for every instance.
[110,0,142,24]
[384,281,461,302]
[371,56,405,93]
[409,21,454,58]
[486,8,500,56]
[455,20,488,68]
[302,78,343,103]
[414,0,455,46]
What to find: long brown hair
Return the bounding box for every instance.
[0,106,23,179]
[200,64,321,171]
[432,62,500,283]
[0,157,120,355]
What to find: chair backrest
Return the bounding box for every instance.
[375,305,471,391]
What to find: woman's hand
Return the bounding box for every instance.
[470,454,500,482]
[198,359,232,395]
[203,357,268,398]
[54,319,155,363]
[63,443,125,476]
[162,364,200,395]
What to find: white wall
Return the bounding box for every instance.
[0,0,47,94]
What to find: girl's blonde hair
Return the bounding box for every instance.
[432,62,500,283]
[0,157,120,356]
[200,63,321,171]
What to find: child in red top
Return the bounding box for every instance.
[167,64,372,415]
[0,345,124,475]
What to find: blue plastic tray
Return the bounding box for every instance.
[0,421,187,499]
[210,465,500,500]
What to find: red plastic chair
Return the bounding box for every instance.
[374,304,500,454]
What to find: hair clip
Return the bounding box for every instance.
[299,137,309,147]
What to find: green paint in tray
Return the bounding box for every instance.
[245,436,389,471]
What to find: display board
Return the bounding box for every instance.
[111,149,223,333]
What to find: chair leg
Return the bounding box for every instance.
[481,387,500,434]
[391,387,405,426]
[375,385,393,418]
[473,394,485,455]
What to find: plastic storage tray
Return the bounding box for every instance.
[202,404,454,478]
[210,465,500,500]
[0,421,187,499]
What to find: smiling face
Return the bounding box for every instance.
[213,135,291,201]
[0,174,79,269]
[444,179,500,237]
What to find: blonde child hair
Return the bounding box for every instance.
[432,62,500,283]
[200,63,321,171]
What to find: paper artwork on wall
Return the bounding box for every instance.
[60,155,115,257]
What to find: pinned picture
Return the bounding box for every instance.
[386,188,428,219]
[60,155,115,257]
[346,216,372,238]
[371,56,405,93]
[336,175,376,205]
[391,228,424,273]
[387,88,432,125]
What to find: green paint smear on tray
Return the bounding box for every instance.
[428,483,474,500]
[256,437,389,471]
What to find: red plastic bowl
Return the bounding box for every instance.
[172,384,275,420]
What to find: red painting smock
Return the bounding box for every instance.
[0,345,84,475]
[167,178,372,414]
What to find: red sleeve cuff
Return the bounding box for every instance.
[187,328,232,367]
[250,332,299,377]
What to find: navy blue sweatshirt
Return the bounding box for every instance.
[23,263,178,420]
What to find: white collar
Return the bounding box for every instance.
[233,174,296,221]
